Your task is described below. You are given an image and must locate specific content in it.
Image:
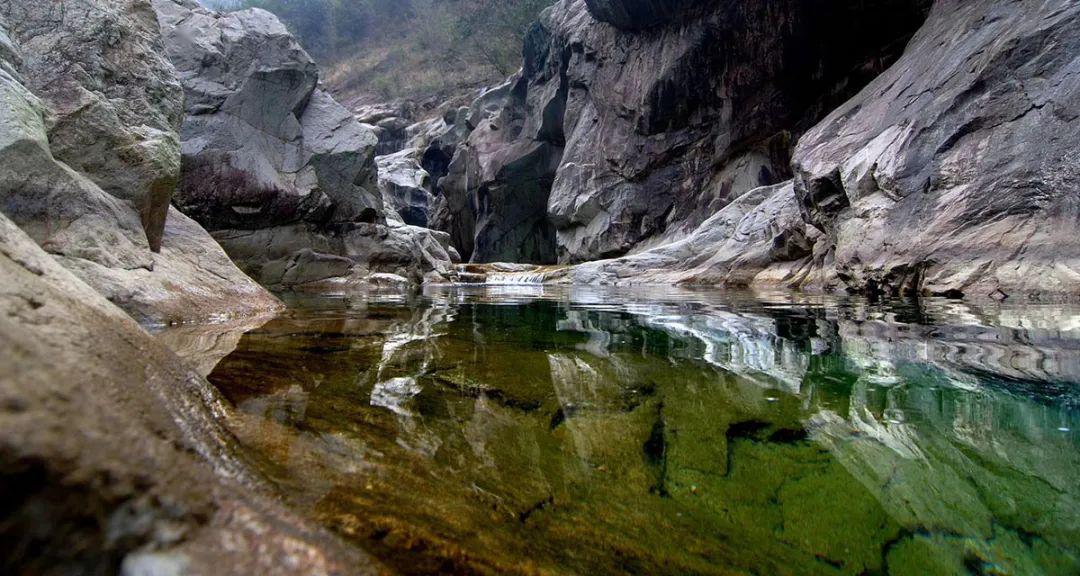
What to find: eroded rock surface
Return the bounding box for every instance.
[439,0,1079,300]
[557,182,819,287]
[377,150,436,228]
[792,0,1080,299]
[0,5,280,324]
[0,212,380,575]
[155,0,456,288]
[0,0,182,251]
[436,0,931,264]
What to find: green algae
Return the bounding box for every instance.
[177,289,1080,575]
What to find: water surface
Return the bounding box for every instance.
[159,287,1080,575]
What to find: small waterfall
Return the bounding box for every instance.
[451,263,566,285]
[485,271,549,285]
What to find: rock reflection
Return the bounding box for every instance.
[158,287,1080,575]
[153,313,277,377]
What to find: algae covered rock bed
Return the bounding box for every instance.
[158,286,1080,575]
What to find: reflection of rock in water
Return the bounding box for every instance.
[153,313,276,377]
[370,377,421,416]
[196,288,1080,575]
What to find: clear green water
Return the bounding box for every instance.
[159,287,1080,575]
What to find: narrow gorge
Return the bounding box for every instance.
[0,0,1077,574]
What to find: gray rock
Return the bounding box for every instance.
[155,0,382,229]
[437,0,931,264]
[154,0,455,288]
[377,150,435,228]
[792,0,1080,299]
[407,105,474,195]
[0,211,380,575]
[0,5,280,324]
[0,0,185,252]
[211,220,456,289]
[582,0,700,29]
[532,182,817,287]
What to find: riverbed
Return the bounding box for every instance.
[157,286,1080,575]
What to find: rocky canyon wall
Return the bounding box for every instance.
[436,0,1080,300]
[791,0,1080,299]
[0,2,383,572]
[153,0,458,289]
[434,0,932,264]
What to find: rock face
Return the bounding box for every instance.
[377,150,436,228]
[155,0,456,288]
[0,0,182,252]
[436,0,932,264]
[0,211,379,575]
[155,0,382,229]
[438,0,1079,299]
[582,0,700,29]
[0,3,280,324]
[791,0,1080,299]
[555,181,818,286]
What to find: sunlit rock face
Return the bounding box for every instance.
[0,4,279,324]
[153,0,456,288]
[792,0,1080,300]
[172,288,1080,574]
[435,0,931,264]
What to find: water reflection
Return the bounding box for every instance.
[160,286,1080,575]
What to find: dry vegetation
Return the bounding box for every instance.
[212,0,553,104]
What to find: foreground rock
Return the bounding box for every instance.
[154,0,456,289]
[435,0,931,263]
[0,4,280,324]
[0,212,380,575]
[792,0,1080,299]
[0,0,181,251]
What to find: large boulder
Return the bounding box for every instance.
[0,0,183,252]
[154,0,382,229]
[792,0,1080,299]
[436,0,932,264]
[154,0,456,288]
[0,211,379,575]
[0,5,280,324]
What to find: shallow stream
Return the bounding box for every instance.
[158,287,1080,575]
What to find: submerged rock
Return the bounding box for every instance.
[153,0,456,288]
[0,4,279,324]
[0,212,380,575]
